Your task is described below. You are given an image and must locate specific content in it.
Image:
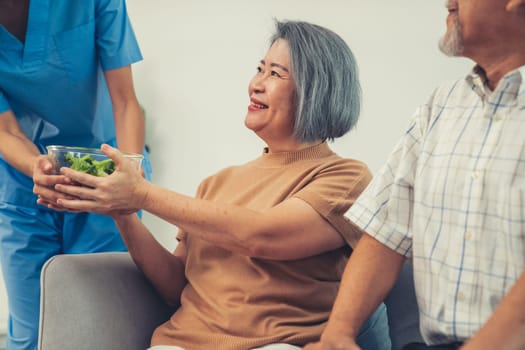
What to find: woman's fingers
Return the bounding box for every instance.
[100,144,125,167]
[59,167,100,188]
[54,182,99,201]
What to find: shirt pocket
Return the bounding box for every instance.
[54,21,97,82]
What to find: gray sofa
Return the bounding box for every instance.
[38,252,423,350]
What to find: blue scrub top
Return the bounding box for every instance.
[0,0,147,205]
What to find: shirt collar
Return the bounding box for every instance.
[466,64,525,107]
[518,66,525,101]
[465,65,490,99]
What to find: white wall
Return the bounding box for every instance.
[126,0,472,249]
[0,1,474,335]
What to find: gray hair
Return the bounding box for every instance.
[270,20,361,142]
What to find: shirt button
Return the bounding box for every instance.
[493,114,503,121]
[465,231,474,240]
[458,291,466,301]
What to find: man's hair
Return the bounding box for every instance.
[270,20,361,142]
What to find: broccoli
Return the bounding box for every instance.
[64,153,116,177]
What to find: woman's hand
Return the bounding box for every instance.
[33,154,78,210]
[303,337,361,350]
[53,144,150,216]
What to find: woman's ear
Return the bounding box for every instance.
[506,0,525,12]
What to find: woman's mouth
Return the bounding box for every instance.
[250,102,268,109]
[249,98,268,110]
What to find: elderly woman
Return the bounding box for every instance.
[39,20,390,350]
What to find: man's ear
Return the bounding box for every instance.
[506,0,525,12]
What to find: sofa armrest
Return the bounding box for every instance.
[38,252,175,350]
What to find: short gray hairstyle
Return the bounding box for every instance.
[270,20,361,142]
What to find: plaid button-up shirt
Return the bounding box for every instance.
[346,65,525,345]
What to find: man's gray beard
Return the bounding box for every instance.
[439,16,464,56]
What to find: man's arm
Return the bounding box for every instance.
[461,270,525,350]
[104,66,145,154]
[305,233,405,349]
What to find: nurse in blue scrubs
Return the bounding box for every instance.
[0,1,151,349]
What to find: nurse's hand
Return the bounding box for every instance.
[54,144,150,216]
[33,155,79,211]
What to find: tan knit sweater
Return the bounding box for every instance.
[151,143,372,350]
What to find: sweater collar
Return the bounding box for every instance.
[256,142,333,168]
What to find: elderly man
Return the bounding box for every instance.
[304,0,525,349]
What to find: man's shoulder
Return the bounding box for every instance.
[421,73,478,113]
[431,76,470,98]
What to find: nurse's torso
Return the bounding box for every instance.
[0,0,115,152]
[0,0,120,205]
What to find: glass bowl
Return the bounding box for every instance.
[46,145,143,176]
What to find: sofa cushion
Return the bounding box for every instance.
[385,261,424,350]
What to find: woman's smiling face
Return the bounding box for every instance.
[245,39,297,148]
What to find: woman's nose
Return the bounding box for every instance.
[249,75,265,93]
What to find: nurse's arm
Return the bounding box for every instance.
[0,109,41,176]
[104,66,145,155]
[0,110,73,205]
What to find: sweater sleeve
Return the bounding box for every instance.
[293,158,372,248]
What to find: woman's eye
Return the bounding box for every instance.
[271,70,281,78]
[256,66,263,73]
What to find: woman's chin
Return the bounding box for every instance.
[244,115,263,132]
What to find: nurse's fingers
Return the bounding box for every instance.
[37,196,82,213]
[33,155,55,174]
[33,182,77,203]
[33,156,73,186]
[37,197,65,210]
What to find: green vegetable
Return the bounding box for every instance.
[64,153,116,177]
